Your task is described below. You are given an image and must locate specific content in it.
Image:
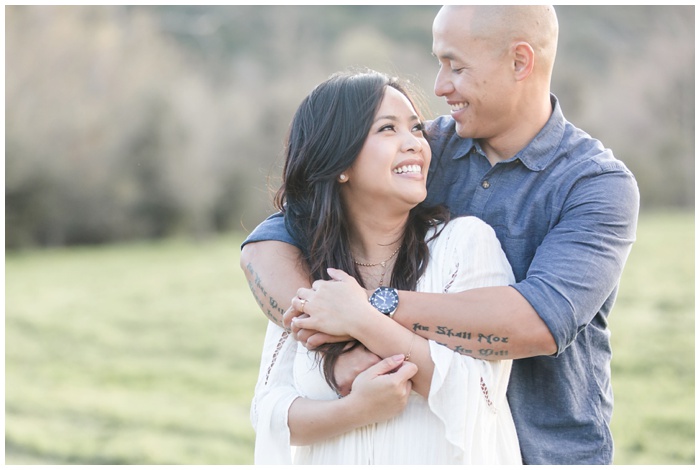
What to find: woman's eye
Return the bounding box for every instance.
[379,124,395,132]
[413,123,424,132]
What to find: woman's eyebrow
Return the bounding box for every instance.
[374,114,419,122]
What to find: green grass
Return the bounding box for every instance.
[6,236,267,464]
[5,211,695,464]
[608,211,695,464]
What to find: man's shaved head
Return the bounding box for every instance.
[435,5,559,76]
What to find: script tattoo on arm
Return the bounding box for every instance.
[245,262,286,327]
[411,322,510,359]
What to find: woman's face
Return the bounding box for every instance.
[342,86,431,216]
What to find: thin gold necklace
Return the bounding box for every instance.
[353,244,401,287]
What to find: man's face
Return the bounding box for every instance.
[432,8,513,140]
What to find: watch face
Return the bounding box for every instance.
[370,287,399,315]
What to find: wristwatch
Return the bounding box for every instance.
[369,286,399,318]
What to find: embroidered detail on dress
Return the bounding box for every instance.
[480,376,498,413]
[442,262,460,293]
[264,331,289,385]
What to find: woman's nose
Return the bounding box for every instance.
[402,132,423,153]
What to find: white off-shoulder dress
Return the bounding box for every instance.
[250,216,522,465]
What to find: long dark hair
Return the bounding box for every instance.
[275,70,448,392]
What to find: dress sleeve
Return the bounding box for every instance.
[250,322,299,464]
[423,217,521,463]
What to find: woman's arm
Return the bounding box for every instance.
[253,323,416,454]
[288,354,417,445]
[291,270,435,398]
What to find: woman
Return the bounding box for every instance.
[250,70,521,464]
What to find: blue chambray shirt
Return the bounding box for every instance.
[242,95,640,464]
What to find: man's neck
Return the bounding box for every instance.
[481,93,553,165]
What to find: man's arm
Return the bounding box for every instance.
[394,286,557,359]
[241,239,350,345]
[295,279,556,360]
[240,240,311,327]
[404,165,637,361]
[292,217,556,360]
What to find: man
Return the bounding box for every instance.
[241,5,639,465]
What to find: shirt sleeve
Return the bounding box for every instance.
[422,217,521,463]
[241,212,301,249]
[250,322,299,464]
[513,165,640,355]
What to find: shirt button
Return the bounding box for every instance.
[481,180,490,189]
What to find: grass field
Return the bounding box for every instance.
[5,211,695,464]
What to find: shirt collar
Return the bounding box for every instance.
[451,94,567,172]
[514,94,567,171]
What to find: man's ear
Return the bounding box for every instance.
[513,41,535,81]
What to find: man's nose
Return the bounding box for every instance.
[434,66,453,97]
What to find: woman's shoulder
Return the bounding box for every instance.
[420,215,513,293]
[430,215,497,240]
[426,216,502,261]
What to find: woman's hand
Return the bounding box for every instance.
[334,343,382,397]
[291,268,377,339]
[287,353,417,445]
[283,308,354,348]
[344,354,418,423]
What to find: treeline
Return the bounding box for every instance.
[6,6,694,249]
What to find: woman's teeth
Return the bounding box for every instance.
[393,165,422,175]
